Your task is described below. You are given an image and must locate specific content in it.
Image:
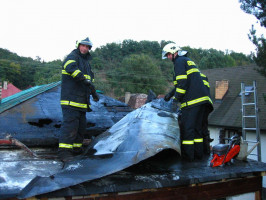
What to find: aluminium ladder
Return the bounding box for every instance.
[241,81,261,161]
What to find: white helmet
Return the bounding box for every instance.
[162,43,188,59]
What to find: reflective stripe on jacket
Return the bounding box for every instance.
[182,138,203,145]
[172,56,213,110]
[60,49,94,112]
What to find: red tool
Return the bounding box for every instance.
[210,134,240,167]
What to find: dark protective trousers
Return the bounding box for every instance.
[202,104,212,136]
[59,107,86,151]
[180,105,205,161]
[202,104,213,154]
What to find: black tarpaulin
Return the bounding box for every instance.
[17,99,180,198]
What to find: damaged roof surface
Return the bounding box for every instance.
[0,82,132,146]
[1,82,266,199]
[0,99,181,199]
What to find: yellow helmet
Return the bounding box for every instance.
[162,43,187,59]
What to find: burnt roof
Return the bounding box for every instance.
[201,65,266,131]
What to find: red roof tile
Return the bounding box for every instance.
[1,83,21,98]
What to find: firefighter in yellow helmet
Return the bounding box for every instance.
[162,43,213,161]
[58,37,99,161]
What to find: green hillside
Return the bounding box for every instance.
[0,40,253,97]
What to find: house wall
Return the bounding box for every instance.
[209,127,266,187]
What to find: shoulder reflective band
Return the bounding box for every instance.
[182,140,194,145]
[60,100,88,109]
[187,68,200,75]
[176,87,186,94]
[59,143,73,149]
[203,80,210,87]
[194,138,203,143]
[63,60,76,69]
[181,96,213,108]
[73,143,82,148]
[187,61,196,66]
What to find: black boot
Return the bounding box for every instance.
[203,132,214,155]
[72,147,84,155]
[58,149,74,161]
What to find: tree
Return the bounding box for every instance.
[249,25,266,76]
[239,0,266,76]
[110,54,166,96]
[0,59,21,86]
[239,0,265,27]
[229,51,253,66]
[198,49,229,69]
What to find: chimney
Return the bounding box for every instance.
[215,80,229,100]
[3,81,7,90]
[125,92,131,104]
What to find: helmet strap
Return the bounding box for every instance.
[172,53,175,62]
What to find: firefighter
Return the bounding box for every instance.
[162,43,213,161]
[58,37,99,161]
[200,73,214,154]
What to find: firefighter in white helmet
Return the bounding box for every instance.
[162,43,213,161]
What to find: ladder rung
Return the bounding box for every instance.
[243,115,256,118]
[249,153,257,156]
[243,128,257,130]
[245,140,259,143]
[243,103,255,106]
[240,90,255,94]
[245,90,254,93]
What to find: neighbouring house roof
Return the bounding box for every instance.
[1,83,21,98]
[0,81,61,113]
[201,65,266,131]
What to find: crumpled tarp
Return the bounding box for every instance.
[18,99,180,198]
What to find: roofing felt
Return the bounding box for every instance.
[201,65,266,131]
[0,99,181,198]
[1,148,266,199]
[2,99,266,199]
[0,82,132,146]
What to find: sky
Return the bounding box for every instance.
[0,0,265,62]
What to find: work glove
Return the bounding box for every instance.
[83,79,93,87]
[92,92,99,102]
[164,88,175,102]
[83,79,100,102]
[171,98,179,112]
[88,83,100,102]
[164,93,172,102]
[87,106,92,112]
